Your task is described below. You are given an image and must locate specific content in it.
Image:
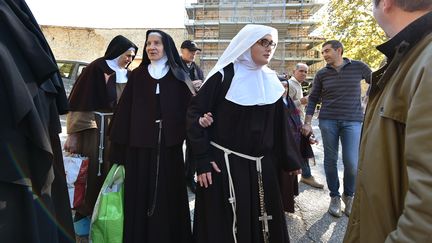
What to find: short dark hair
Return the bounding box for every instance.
[374,0,432,12]
[322,40,344,55]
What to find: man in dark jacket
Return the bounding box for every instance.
[180,40,204,91]
[180,40,204,193]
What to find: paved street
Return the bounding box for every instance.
[60,115,348,243]
[284,120,348,243]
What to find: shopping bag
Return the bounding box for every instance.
[90,164,125,243]
[63,154,89,208]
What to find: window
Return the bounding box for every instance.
[57,62,74,79]
[77,65,87,77]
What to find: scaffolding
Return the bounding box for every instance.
[184,0,325,78]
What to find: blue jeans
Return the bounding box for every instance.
[318,119,361,197]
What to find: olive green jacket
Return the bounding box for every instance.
[344,15,432,243]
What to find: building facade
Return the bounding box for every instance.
[184,0,325,78]
[41,26,185,69]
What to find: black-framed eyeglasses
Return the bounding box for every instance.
[257,39,277,49]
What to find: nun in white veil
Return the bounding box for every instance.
[187,24,302,243]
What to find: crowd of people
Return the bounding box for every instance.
[1,0,431,242]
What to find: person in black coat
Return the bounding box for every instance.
[0,0,74,242]
[109,30,195,243]
[187,24,302,243]
[180,39,204,193]
[64,35,137,220]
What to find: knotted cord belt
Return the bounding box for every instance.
[210,141,271,243]
[93,112,113,176]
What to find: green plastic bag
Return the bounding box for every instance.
[90,164,125,243]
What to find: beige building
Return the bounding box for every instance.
[41,26,185,69]
[184,0,325,77]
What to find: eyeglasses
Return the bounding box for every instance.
[257,39,277,49]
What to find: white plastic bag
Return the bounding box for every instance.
[63,154,89,208]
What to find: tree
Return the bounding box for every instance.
[322,0,387,69]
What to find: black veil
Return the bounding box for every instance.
[141,29,195,95]
[104,35,138,68]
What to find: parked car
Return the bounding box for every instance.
[57,59,89,96]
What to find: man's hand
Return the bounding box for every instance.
[301,124,312,136]
[302,115,314,136]
[309,133,319,145]
[63,133,79,153]
[197,162,221,188]
[199,112,213,128]
[300,96,308,105]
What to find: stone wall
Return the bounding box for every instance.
[41,25,186,68]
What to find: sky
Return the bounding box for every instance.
[26,0,195,28]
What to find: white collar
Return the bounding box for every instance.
[105,47,135,84]
[289,76,302,85]
[106,57,128,83]
[148,55,169,79]
[225,50,284,106]
[204,24,283,106]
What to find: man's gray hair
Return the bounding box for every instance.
[295,63,308,70]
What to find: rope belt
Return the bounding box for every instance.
[148,119,162,217]
[210,141,271,243]
[93,112,113,176]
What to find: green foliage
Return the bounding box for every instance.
[322,0,387,69]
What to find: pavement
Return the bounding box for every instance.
[284,120,349,243]
[60,115,348,243]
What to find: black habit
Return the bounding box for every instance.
[279,97,301,213]
[181,58,204,192]
[187,64,302,243]
[69,35,138,112]
[0,0,74,242]
[109,29,193,243]
[66,35,137,217]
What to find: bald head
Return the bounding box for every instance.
[293,63,308,83]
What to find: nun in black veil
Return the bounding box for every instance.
[109,30,194,243]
